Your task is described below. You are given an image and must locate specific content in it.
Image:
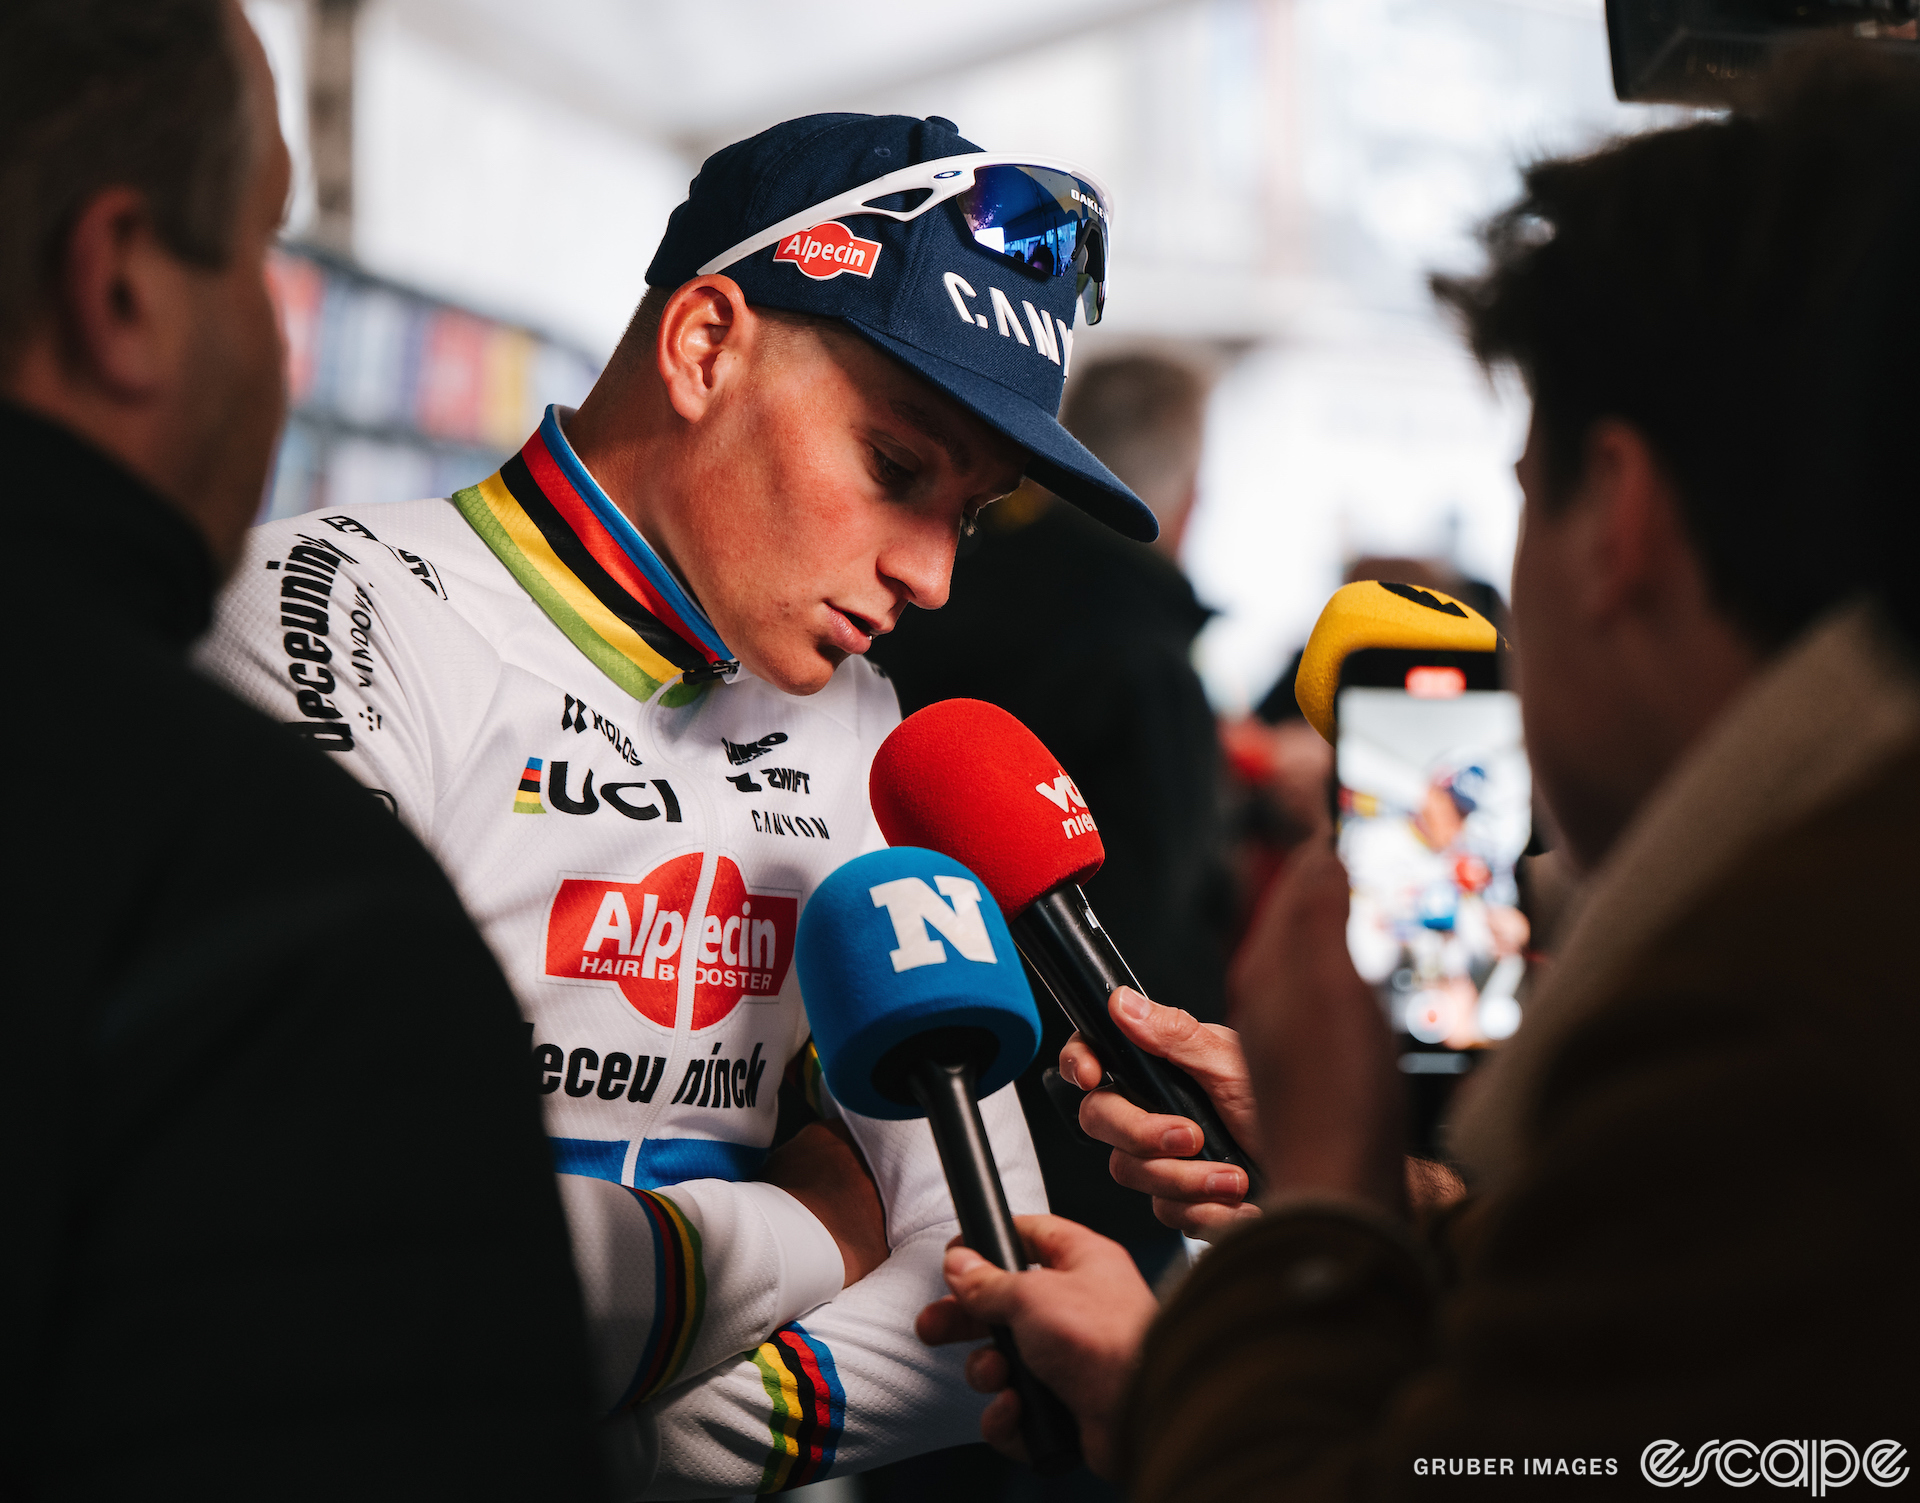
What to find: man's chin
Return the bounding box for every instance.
[739,642,843,697]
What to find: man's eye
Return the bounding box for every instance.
[870,447,915,489]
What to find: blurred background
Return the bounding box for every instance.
[245,0,1673,714]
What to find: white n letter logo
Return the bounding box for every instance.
[869,876,998,973]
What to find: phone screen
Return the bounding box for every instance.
[1335,675,1532,1055]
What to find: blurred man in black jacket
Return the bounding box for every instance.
[3,4,601,1496]
[870,354,1229,1288]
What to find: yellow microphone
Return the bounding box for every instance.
[1294,581,1501,742]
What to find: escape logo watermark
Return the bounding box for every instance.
[1641,1439,1908,1492]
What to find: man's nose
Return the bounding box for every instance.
[882,517,958,614]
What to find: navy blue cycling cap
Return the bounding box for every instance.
[646,112,1157,542]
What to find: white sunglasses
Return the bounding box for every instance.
[699,152,1114,326]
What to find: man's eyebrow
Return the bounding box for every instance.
[888,398,974,475]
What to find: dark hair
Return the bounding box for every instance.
[1432,43,1920,650]
[0,0,251,367]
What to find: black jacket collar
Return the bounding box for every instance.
[6,399,217,650]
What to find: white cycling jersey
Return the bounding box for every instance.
[197,406,1045,1497]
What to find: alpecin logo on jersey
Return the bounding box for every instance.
[545,854,798,1029]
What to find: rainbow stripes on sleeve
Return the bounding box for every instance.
[750,1323,846,1492]
[453,406,735,707]
[613,1188,707,1410]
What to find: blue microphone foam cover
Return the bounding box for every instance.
[796,847,1041,1120]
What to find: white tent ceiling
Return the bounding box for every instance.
[386,0,1184,149]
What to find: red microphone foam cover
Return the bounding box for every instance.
[869,699,1104,916]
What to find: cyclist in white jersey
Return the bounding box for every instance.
[202,112,1153,1495]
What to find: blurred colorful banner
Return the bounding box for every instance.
[260,245,600,523]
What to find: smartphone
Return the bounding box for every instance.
[1331,647,1532,1141]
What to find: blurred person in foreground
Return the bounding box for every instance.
[198,111,1152,1493]
[871,353,1231,1288]
[916,45,1920,1495]
[865,354,1228,1501]
[4,2,602,1495]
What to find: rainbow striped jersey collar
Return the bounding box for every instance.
[455,406,736,706]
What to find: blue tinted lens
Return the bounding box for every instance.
[956,164,1108,325]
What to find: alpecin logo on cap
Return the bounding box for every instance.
[773,221,882,280]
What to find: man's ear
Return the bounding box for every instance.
[656,275,756,424]
[1578,419,1688,624]
[57,187,193,402]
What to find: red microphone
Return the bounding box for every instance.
[870,699,1262,1196]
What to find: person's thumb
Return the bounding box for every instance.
[1107,987,1240,1088]
[943,1246,1027,1326]
[1015,1213,1117,1272]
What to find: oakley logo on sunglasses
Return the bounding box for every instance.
[1069,188,1106,219]
[773,222,882,281]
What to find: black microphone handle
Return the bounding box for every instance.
[906,1058,1083,1478]
[1009,884,1266,1198]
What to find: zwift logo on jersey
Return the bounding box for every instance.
[546,854,798,1029]
[773,222,881,280]
[868,875,997,974]
[727,765,811,793]
[1035,770,1096,839]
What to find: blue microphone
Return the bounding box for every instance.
[796,846,1081,1477]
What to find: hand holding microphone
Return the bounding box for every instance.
[869,700,1265,1201]
[795,846,1083,1477]
[1059,989,1267,1239]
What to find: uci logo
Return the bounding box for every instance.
[940,272,1073,373]
[868,875,998,974]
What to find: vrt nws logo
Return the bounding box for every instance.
[1036,770,1097,839]
[545,854,797,1029]
[773,222,882,280]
